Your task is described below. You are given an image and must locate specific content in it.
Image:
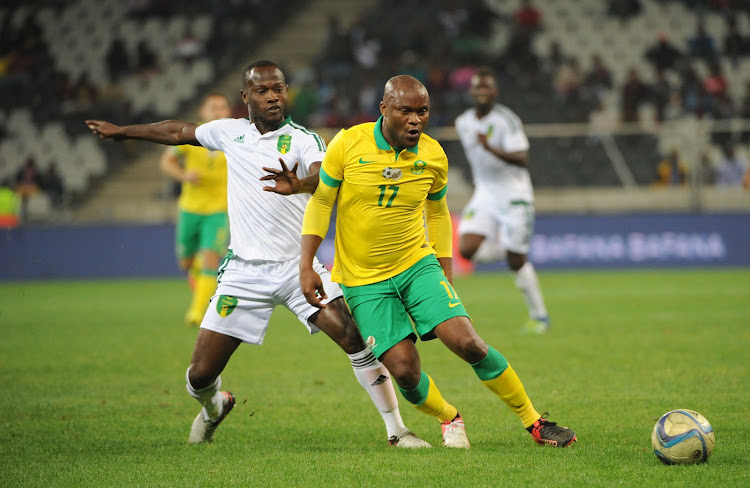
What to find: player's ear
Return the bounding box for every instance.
[240,89,248,104]
[379,101,387,117]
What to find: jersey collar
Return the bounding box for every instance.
[374,116,419,155]
[248,115,293,136]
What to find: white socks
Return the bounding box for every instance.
[349,348,407,438]
[185,367,224,421]
[514,261,548,320]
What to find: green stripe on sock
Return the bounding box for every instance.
[398,371,430,406]
[471,346,509,381]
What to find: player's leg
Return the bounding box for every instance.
[186,212,228,327]
[186,253,274,443]
[502,203,549,333]
[177,210,203,325]
[432,316,575,446]
[341,267,466,448]
[287,258,430,448]
[186,327,241,443]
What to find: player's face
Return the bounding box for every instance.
[241,66,288,128]
[199,95,231,122]
[380,89,430,149]
[469,74,497,110]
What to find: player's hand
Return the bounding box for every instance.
[477,133,490,149]
[85,120,125,140]
[260,159,300,195]
[300,266,327,308]
[184,170,200,184]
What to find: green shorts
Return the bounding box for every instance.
[341,254,470,359]
[175,210,229,260]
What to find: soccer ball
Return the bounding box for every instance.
[651,409,715,464]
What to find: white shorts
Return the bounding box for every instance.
[458,194,535,254]
[200,255,343,345]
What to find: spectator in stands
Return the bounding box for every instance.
[645,33,684,72]
[655,149,689,187]
[651,68,672,123]
[106,38,130,83]
[722,16,747,67]
[0,178,20,228]
[687,20,719,64]
[715,144,748,187]
[697,152,716,186]
[541,41,567,78]
[14,158,43,199]
[703,63,728,98]
[583,53,613,101]
[66,73,100,114]
[621,68,649,122]
[174,28,204,64]
[554,58,583,103]
[136,41,159,77]
[607,0,642,22]
[41,163,65,206]
[514,0,543,36]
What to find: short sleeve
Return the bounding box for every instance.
[173,145,187,156]
[298,131,327,172]
[320,129,346,184]
[195,120,225,152]
[500,113,529,153]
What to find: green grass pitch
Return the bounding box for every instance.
[1,269,748,487]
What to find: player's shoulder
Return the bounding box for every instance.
[280,117,327,150]
[417,132,447,159]
[200,117,249,135]
[455,108,475,126]
[491,104,524,127]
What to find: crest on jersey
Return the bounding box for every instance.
[411,159,427,175]
[382,167,402,180]
[216,295,238,317]
[365,336,377,350]
[277,134,292,154]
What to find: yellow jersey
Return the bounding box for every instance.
[173,144,228,214]
[303,117,451,286]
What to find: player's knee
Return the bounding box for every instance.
[390,366,421,391]
[507,252,526,271]
[178,257,193,271]
[454,333,489,364]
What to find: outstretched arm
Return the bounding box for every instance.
[85,119,200,146]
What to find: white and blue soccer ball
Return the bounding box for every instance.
[651,409,715,464]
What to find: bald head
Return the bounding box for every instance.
[383,75,429,106]
[379,75,430,149]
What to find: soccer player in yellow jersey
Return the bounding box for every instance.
[300,75,577,448]
[159,93,231,326]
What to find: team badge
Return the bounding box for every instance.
[277,134,292,154]
[365,336,377,350]
[216,295,238,317]
[411,159,427,175]
[382,167,402,180]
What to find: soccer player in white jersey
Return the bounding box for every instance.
[85,60,429,448]
[455,66,550,334]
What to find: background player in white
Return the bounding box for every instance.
[455,66,550,334]
[85,60,429,448]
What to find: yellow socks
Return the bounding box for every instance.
[399,372,458,423]
[472,346,541,428]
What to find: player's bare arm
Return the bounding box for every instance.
[299,234,327,308]
[159,147,200,184]
[85,119,200,146]
[477,133,528,167]
[260,160,321,194]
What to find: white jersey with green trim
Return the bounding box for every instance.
[455,104,533,204]
[196,116,326,260]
